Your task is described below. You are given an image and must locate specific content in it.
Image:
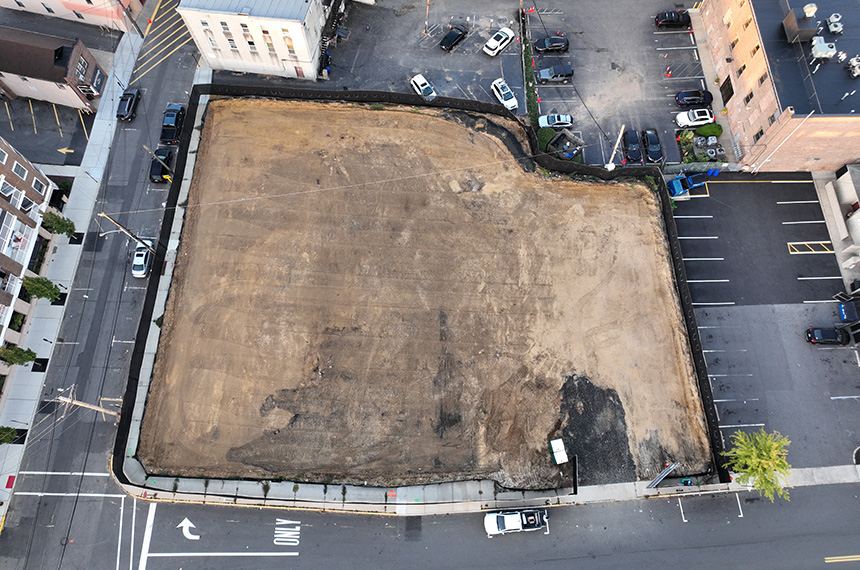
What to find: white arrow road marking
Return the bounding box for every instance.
[177,517,200,540]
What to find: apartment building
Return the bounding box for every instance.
[0,26,106,111]
[0,0,143,34]
[698,0,860,172]
[0,137,56,349]
[178,0,341,80]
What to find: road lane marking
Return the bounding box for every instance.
[802,299,839,304]
[777,200,818,204]
[697,325,743,329]
[856,350,859,368]
[826,554,860,563]
[719,423,765,428]
[688,279,730,283]
[703,349,747,353]
[15,492,124,497]
[146,552,299,558]
[714,398,760,402]
[19,471,110,476]
[782,220,825,224]
[830,395,860,400]
[131,497,137,570]
[678,498,687,523]
[673,215,713,218]
[138,502,157,570]
[116,496,124,570]
[736,493,744,518]
[797,276,842,280]
[709,374,754,377]
[693,302,735,306]
[682,257,724,261]
[678,236,719,239]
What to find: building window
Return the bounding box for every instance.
[730,37,739,50]
[723,12,733,29]
[42,3,54,13]
[750,44,761,57]
[201,20,210,31]
[14,0,24,6]
[85,0,92,3]
[208,36,219,49]
[282,30,296,57]
[32,178,45,194]
[20,197,34,213]
[248,40,257,52]
[56,83,66,90]
[220,21,230,33]
[76,57,88,76]
[12,162,27,180]
[736,64,746,77]
[262,29,276,54]
[743,91,754,104]
[719,76,735,103]
[0,181,13,198]
[753,128,764,142]
[0,148,6,164]
[758,71,768,85]
[743,17,752,30]
[227,38,238,50]
[767,115,776,126]
[73,10,84,19]
[738,0,747,6]
[240,23,250,34]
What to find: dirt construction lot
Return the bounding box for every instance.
[137,99,711,488]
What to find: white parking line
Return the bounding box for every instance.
[693,302,735,306]
[682,257,724,261]
[777,200,818,204]
[771,180,809,184]
[688,279,730,283]
[674,215,713,219]
[703,349,748,353]
[657,45,699,50]
[719,423,765,428]
[797,276,842,280]
[16,492,125,497]
[678,236,719,240]
[709,373,754,377]
[782,220,825,225]
[856,349,860,367]
[830,395,860,400]
[19,471,110,476]
[678,498,687,523]
[138,503,157,570]
[714,398,760,402]
[697,325,743,329]
[802,299,839,304]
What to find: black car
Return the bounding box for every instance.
[537,64,574,84]
[622,130,642,165]
[149,147,173,183]
[655,10,692,29]
[641,129,663,164]
[159,103,185,145]
[440,25,468,51]
[675,89,714,107]
[533,36,569,54]
[116,88,141,121]
[806,327,851,345]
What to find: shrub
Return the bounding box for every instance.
[0,426,17,445]
[0,345,37,365]
[41,212,76,238]
[369,103,385,111]
[23,277,61,302]
[695,123,723,137]
[9,312,24,332]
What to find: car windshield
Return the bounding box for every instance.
[420,85,433,95]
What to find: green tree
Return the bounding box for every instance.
[22,276,61,302]
[0,426,17,444]
[0,345,37,366]
[41,211,76,238]
[723,428,791,502]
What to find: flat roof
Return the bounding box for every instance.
[0,26,75,82]
[178,0,311,22]
[753,0,860,115]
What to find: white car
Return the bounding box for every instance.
[131,239,153,279]
[409,74,437,101]
[674,108,715,128]
[491,78,518,111]
[483,27,515,56]
[538,114,573,129]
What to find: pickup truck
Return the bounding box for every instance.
[159,103,185,145]
[483,509,549,537]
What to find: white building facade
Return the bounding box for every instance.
[177,0,330,80]
[0,0,143,34]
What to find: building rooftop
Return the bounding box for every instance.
[753,0,860,115]
[178,0,312,22]
[0,26,76,83]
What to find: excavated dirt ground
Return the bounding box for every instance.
[137,99,711,489]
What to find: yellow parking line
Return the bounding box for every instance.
[78,109,89,141]
[3,101,12,131]
[52,104,63,138]
[28,100,36,134]
[826,554,860,563]
[136,24,191,67]
[143,0,169,37]
[787,241,833,254]
[131,37,194,85]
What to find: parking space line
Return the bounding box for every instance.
[736,493,744,518]
[777,200,818,204]
[714,398,760,402]
[782,220,825,225]
[693,302,736,306]
[802,299,839,304]
[682,257,724,261]
[709,373,754,377]
[830,395,860,400]
[657,46,699,50]
[674,215,713,219]
[719,423,765,428]
[787,241,833,254]
[688,279,730,283]
[856,349,859,367]
[797,276,842,280]
[703,349,747,353]
[678,498,687,523]
[678,236,719,239]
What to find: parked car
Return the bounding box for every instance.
[622,130,642,165]
[409,74,437,101]
[116,88,141,121]
[675,89,714,107]
[440,24,468,51]
[641,129,663,163]
[675,108,716,128]
[655,10,692,29]
[806,327,851,345]
[131,240,154,279]
[159,103,185,145]
[483,27,514,56]
[533,35,569,54]
[149,147,173,183]
[538,114,573,129]
[491,78,518,111]
[537,64,573,84]
[484,509,549,537]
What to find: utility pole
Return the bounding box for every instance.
[116,0,145,39]
[57,395,120,418]
[97,212,155,254]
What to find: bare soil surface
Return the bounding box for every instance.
[137,100,711,488]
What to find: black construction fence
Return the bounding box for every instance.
[112,82,729,488]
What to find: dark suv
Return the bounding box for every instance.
[533,36,569,54]
[440,25,468,51]
[149,147,173,183]
[806,327,851,345]
[116,88,141,121]
[655,10,692,29]
[675,90,714,107]
[537,64,573,84]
